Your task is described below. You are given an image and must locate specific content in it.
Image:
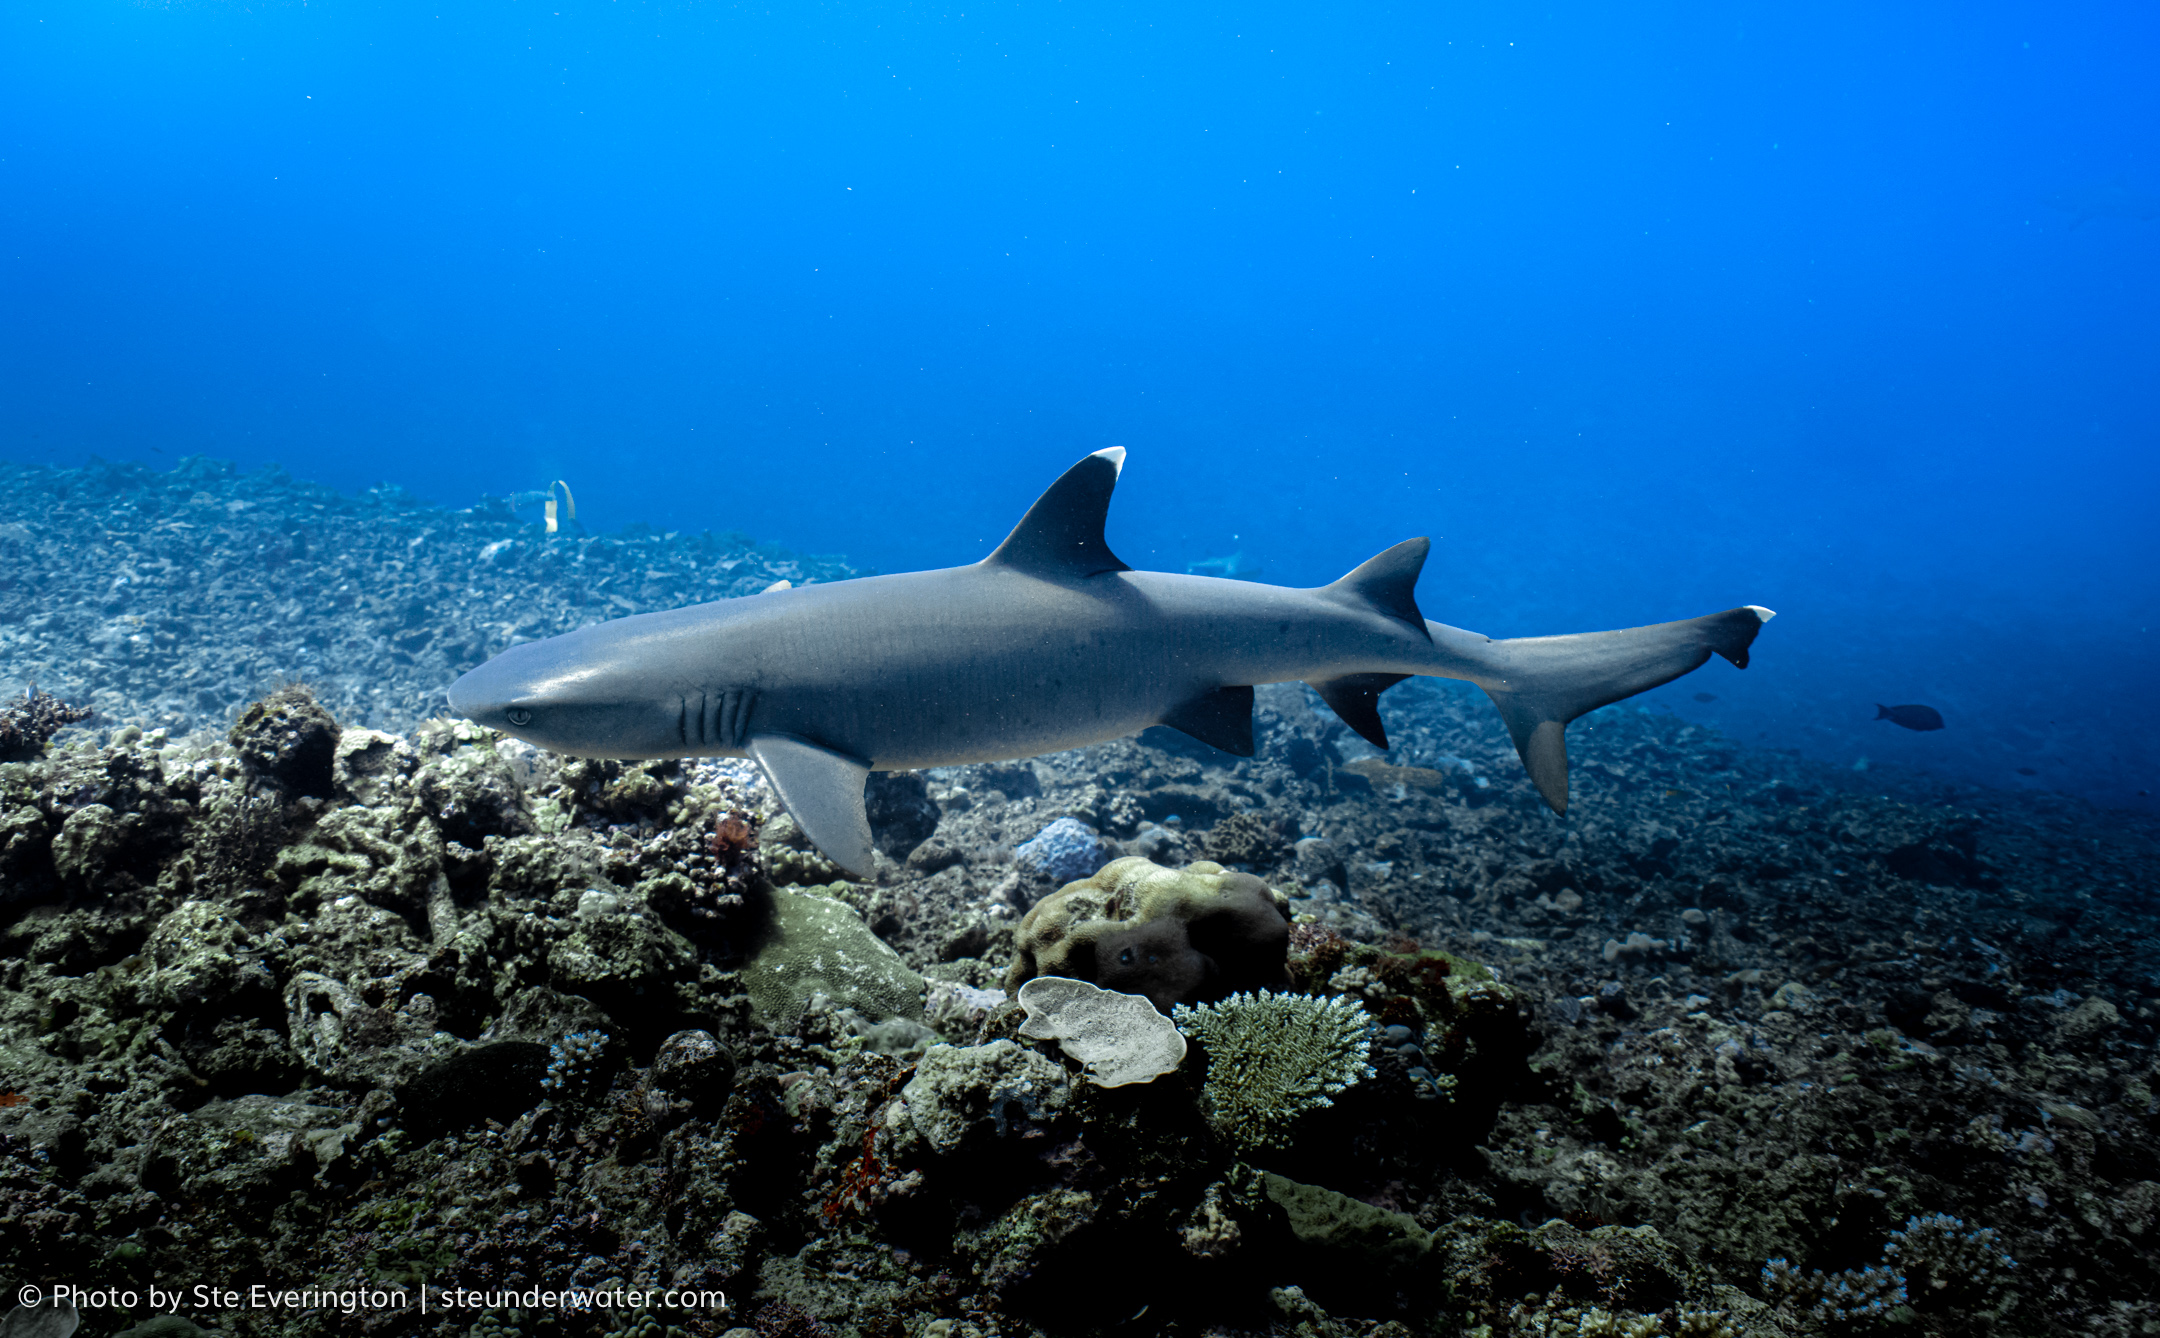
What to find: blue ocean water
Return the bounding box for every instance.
[2,1,2154,811]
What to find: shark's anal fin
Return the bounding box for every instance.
[1306,672,1410,750]
[749,734,874,879]
[1158,685,1256,756]
[983,448,1133,580]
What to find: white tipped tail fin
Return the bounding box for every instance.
[1471,605,1773,813]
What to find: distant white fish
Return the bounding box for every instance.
[1186,550,1262,581]
[2049,175,2160,230]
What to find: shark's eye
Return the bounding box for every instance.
[506,708,533,726]
[1118,948,1135,966]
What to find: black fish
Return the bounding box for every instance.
[1875,703,1945,731]
[1693,692,1717,703]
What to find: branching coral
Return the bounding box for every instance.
[1884,1212,2018,1311]
[0,686,92,762]
[1761,1258,1906,1324]
[1172,990,1376,1152]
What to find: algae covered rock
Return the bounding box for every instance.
[273,803,446,921]
[888,1039,1071,1158]
[51,802,127,885]
[741,883,924,1030]
[332,727,417,805]
[1261,1171,1432,1274]
[1004,855,1292,1011]
[957,1186,1098,1299]
[138,899,277,1013]
[229,684,340,797]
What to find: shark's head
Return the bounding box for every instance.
[447,618,697,758]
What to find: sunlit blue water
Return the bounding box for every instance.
[3,2,2154,811]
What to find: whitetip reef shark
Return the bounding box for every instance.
[449,449,1773,877]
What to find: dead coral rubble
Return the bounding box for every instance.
[0,453,859,739]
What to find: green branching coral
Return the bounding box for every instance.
[1172,990,1376,1153]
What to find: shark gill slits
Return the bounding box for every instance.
[677,698,688,746]
[1875,703,1945,731]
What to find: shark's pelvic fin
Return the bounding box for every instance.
[1306,672,1411,750]
[1474,605,1775,814]
[1158,684,1256,756]
[1324,538,1432,636]
[750,734,874,878]
[983,447,1133,580]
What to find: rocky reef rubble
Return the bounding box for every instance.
[0,455,859,739]
[0,665,2156,1336]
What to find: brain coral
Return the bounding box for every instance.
[1003,856,1291,1012]
[1172,990,1377,1153]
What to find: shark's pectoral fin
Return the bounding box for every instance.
[749,734,874,879]
[1306,673,1410,750]
[983,447,1133,580]
[1158,685,1256,756]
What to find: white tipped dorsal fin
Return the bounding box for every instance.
[983,448,1131,581]
[1747,605,1777,622]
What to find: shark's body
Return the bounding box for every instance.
[450,449,1772,875]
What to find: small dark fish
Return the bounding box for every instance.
[1875,703,1945,731]
[1693,692,1717,703]
[2016,767,2039,776]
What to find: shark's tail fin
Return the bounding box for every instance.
[1470,605,1774,813]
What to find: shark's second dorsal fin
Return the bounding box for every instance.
[984,448,1132,580]
[1324,538,1431,636]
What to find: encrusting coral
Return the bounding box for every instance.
[1004,854,1292,1011]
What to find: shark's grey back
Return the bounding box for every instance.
[449,447,1770,875]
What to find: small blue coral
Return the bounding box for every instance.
[542,1029,610,1098]
[1762,1257,1908,1322]
[1014,817,1115,885]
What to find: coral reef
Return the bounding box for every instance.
[0,482,2156,1338]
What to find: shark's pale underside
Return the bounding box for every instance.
[449,450,1773,877]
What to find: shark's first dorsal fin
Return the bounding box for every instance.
[984,448,1132,580]
[1324,538,1431,636]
